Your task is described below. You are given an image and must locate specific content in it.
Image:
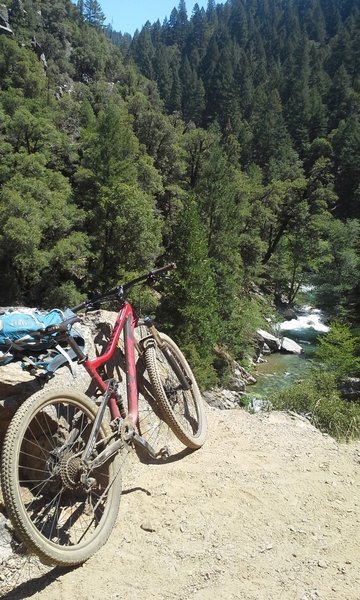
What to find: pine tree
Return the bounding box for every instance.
[161,196,219,387]
[83,0,105,27]
[133,23,155,80]
[181,56,205,124]
[75,102,162,287]
[333,116,360,218]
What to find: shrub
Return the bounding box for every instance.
[315,322,360,379]
[272,371,360,441]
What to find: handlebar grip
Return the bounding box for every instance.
[44,323,63,335]
[44,316,81,336]
[70,301,88,313]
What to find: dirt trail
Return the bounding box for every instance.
[1,407,360,600]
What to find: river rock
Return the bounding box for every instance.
[261,342,272,355]
[280,337,303,354]
[281,307,298,320]
[257,329,281,351]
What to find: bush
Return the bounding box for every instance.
[315,322,360,379]
[180,342,218,391]
[272,371,360,441]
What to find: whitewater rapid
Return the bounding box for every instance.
[278,306,329,335]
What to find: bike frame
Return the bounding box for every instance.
[82,301,139,426]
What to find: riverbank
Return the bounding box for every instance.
[251,304,329,400]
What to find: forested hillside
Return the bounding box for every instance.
[0,0,359,387]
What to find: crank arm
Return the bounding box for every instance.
[130,430,169,459]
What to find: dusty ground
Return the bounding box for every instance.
[1,406,360,600]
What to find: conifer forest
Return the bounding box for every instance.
[0,0,359,390]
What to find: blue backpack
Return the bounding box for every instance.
[0,308,84,377]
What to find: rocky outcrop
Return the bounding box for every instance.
[0,4,13,35]
[256,328,303,362]
[0,310,126,446]
[31,36,48,71]
[0,5,49,69]
[339,377,360,403]
[203,388,246,410]
[228,362,257,391]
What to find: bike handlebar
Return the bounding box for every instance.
[25,265,176,344]
[71,263,177,313]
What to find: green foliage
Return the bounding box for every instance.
[74,101,163,289]
[315,322,360,379]
[0,37,46,100]
[1,0,360,388]
[313,219,360,319]
[0,155,90,306]
[273,371,360,441]
[159,197,219,388]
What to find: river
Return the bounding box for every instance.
[251,304,329,401]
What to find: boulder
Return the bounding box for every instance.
[339,377,360,402]
[203,388,246,410]
[0,4,13,34]
[257,329,281,351]
[228,376,246,393]
[280,337,303,354]
[0,310,127,446]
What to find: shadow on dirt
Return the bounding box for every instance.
[0,566,72,600]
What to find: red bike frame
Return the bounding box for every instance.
[63,263,176,438]
[82,302,139,425]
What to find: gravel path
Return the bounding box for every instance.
[1,407,360,600]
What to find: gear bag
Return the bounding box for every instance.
[0,308,85,377]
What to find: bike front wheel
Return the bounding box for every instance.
[1,388,122,566]
[144,333,207,449]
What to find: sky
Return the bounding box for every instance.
[99,1,214,35]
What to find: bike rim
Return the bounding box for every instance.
[13,398,118,552]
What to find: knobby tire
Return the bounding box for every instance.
[1,388,122,566]
[144,333,207,448]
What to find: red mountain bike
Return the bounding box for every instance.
[1,264,207,566]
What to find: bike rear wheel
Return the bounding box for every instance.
[144,334,207,448]
[1,388,122,566]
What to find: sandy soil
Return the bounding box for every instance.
[1,406,360,600]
